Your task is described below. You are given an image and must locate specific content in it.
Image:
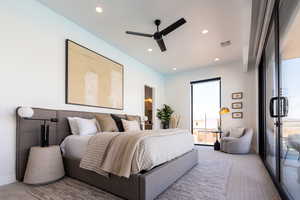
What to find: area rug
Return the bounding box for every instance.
[27,160,232,200]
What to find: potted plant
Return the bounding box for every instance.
[157,104,174,129]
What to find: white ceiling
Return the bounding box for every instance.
[37,0,252,74]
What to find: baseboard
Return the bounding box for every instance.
[0,174,16,186]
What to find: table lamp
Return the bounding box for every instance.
[17,107,58,147]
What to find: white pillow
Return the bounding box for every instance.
[76,118,100,136]
[67,117,80,135]
[229,128,245,138]
[121,119,141,132]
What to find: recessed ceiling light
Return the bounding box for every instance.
[173,67,177,71]
[96,6,103,13]
[148,48,153,52]
[201,29,208,34]
[214,58,220,62]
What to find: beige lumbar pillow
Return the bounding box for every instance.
[121,119,141,132]
[95,114,118,132]
[229,128,245,138]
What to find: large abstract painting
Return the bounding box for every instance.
[66,40,123,110]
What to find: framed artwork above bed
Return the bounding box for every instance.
[66,39,124,110]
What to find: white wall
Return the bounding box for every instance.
[165,61,257,150]
[0,0,165,185]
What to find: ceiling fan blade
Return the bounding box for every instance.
[156,39,167,52]
[161,18,186,36]
[126,31,153,37]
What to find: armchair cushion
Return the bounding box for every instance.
[229,127,245,138]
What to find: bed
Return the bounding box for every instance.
[16,108,198,200]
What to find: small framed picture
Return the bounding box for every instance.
[232,92,243,99]
[232,102,243,109]
[232,112,243,119]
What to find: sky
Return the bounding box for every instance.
[192,80,220,128]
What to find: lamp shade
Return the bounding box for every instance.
[219,107,230,115]
[18,107,34,118]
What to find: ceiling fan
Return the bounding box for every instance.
[126,18,186,52]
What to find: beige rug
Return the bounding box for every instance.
[27,160,232,200]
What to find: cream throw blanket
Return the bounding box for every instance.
[80,129,188,178]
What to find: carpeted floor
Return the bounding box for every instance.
[0,146,281,200]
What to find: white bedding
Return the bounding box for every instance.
[60,129,194,173]
[61,135,92,159]
[131,130,194,172]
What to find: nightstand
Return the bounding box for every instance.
[23,145,65,185]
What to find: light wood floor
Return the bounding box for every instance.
[0,146,281,200]
[196,146,281,200]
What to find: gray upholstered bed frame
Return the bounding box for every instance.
[16,107,198,200]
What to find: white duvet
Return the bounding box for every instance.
[61,129,194,174]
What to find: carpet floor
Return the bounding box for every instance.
[0,146,281,200]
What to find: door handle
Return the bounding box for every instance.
[270,97,278,118]
[280,97,289,117]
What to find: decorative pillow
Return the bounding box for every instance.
[67,117,80,135]
[126,115,142,129]
[76,118,100,136]
[229,128,245,138]
[121,119,141,132]
[95,114,118,132]
[111,114,125,132]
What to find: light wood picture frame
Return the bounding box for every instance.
[232,112,243,119]
[232,102,243,109]
[232,92,243,99]
[66,40,124,110]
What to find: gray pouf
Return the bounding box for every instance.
[24,145,65,185]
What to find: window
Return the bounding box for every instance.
[191,78,221,145]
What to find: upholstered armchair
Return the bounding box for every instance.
[220,128,253,154]
[285,134,300,160]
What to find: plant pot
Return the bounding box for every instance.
[162,122,169,129]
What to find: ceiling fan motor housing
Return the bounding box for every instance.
[154,32,162,40]
[154,19,162,40]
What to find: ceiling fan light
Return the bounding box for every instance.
[148,48,153,52]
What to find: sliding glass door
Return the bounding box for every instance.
[260,1,300,199]
[191,78,220,145]
[279,1,300,199]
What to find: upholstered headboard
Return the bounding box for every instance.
[16,107,141,181]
